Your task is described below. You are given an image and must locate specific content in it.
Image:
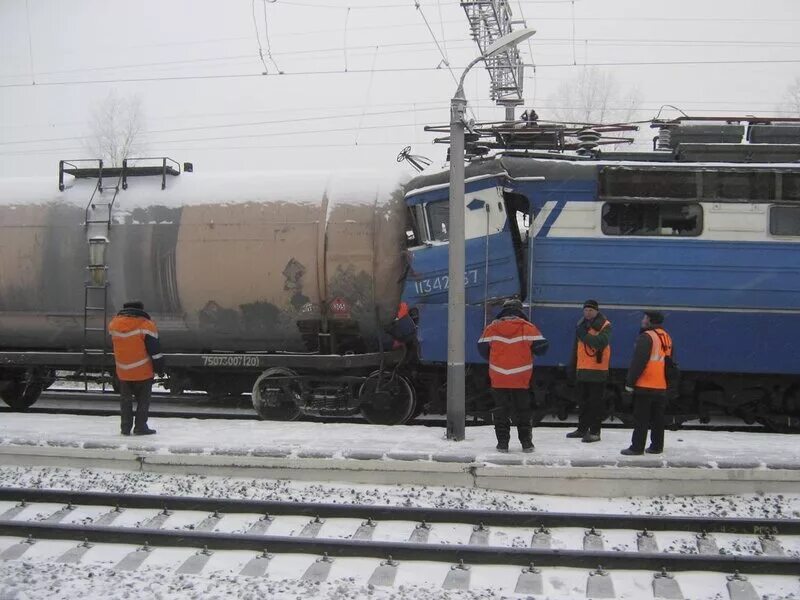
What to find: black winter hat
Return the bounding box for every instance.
[644,310,664,325]
[583,299,599,310]
[123,300,144,310]
[502,298,523,310]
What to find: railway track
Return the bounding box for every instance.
[0,389,770,432]
[0,487,798,597]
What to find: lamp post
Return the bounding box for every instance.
[446,28,536,442]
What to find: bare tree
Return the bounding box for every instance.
[85,90,146,167]
[779,76,800,116]
[546,67,641,125]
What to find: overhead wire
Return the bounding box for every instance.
[0,140,425,157]
[0,105,451,146]
[3,36,799,81]
[251,0,271,74]
[8,99,799,149]
[354,46,380,145]
[343,7,351,71]
[261,0,283,73]
[24,0,35,84]
[4,57,800,89]
[436,0,449,64]
[413,0,478,120]
[515,0,538,106]
[414,1,454,81]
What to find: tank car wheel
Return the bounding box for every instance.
[0,380,46,410]
[251,367,303,421]
[359,371,416,425]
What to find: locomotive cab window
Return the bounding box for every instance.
[405,205,424,247]
[602,202,703,237]
[425,200,449,242]
[769,205,800,236]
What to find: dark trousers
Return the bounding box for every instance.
[120,379,153,433]
[575,380,606,435]
[491,388,533,446]
[630,390,666,451]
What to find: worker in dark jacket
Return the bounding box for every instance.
[566,299,612,443]
[478,298,549,453]
[108,300,164,436]
[621,310,673,456]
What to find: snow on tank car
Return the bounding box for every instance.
[0,159,418,424]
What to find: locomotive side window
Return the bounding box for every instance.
[702,171,774,201]
[782,173,800,201]
[769,205,800,236]
[600,169,696,199]
[601,202,703,237]
[426,200,449,242]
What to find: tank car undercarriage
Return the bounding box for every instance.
[0,348,419,426]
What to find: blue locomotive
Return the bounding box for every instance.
[402,118,800,431]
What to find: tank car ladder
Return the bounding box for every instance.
[80,160,121,392]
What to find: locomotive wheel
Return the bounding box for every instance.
[359,371,416,425]
[0,380,46,410]
[251,367,302,421]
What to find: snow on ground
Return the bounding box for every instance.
[0,465,798,521]
[0,466,798,599]
[1,561,796,600]
[2,414,800,598]
[2,413,800,468]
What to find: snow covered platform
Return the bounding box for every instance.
[1,414,799,497]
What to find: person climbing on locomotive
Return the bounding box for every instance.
[478,298,549,453]
[620,310,674,456]
[109,300,164,436]
[566,299,612,443]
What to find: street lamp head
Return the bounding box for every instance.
[484,28,536,58]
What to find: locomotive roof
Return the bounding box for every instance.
[404,152,800,197]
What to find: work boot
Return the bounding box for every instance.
[120,430,131,436]
[565,429,586,439]
[133,427,157,436]
[495,443,509,453]
[582,433,601,443]
[645,446,663,454]
[620,447,644,456]
[521,442,534,454]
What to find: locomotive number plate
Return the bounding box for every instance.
[201,355,261,368]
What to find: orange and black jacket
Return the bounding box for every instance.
[625,326,673,392]
[108,307,164,381]
[477,306,549,389]
[569,312,612,383]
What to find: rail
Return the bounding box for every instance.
[0,488,798,575]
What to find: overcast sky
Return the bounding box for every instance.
[1,0,799,178]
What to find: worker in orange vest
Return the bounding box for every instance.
[621,311,673,456]
[566,299,612,443]
[478,298,549,453]
[108,300,164,436]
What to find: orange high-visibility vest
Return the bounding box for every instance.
[108,315,159,381]
[576,319,611,372]
[479,317,544,389]
[635,328,672,390]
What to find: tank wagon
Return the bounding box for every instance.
[401,117,800,431]
[0,159,417,424]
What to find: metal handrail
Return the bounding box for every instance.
[123,156,181,190]
[58,158,103,192]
